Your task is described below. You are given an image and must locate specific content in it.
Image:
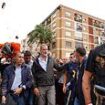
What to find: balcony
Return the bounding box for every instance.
[88,18,93,25]
[75,41,83,48]
[94,37,99,44]
[75,32,83,41]
[76,23,82,32]
[93,20,105,29]
[74,13,82,23]
[46,18,51,25]
[100,31,105,37]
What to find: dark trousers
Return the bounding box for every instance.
[10,93,25,105]
[64,89,75,105]
[26,89,34,105]
[56,82,65,105]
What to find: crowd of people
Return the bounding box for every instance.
[0,43,105,105]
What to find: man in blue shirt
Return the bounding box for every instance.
[63,52,78,105]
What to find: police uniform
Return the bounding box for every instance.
[85,43,105,105]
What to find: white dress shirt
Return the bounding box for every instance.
[38,57,48,71]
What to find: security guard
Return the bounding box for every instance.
[83,43,105,105]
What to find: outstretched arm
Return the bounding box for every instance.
[63,71,67,93]
[82,70,93,105]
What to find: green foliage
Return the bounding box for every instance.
[28,24,53,45]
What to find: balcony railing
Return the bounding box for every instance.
[93,20,105,29]
[74,13,82,23]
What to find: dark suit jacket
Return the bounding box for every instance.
[2,64,33,96]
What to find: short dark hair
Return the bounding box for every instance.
[76,47,86,56]
[70,52,74,55]
[24,50,31,56]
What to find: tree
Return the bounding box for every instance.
[28,24,54,49]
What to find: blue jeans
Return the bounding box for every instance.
[11,94,25,105]
[74,97,80,105]
[28,91,33,105]
[64,89,75,105]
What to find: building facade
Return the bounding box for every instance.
[41,5,105,58]
[21,5,105,59]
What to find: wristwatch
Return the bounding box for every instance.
[19,84,26,90]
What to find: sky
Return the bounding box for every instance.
[0,0,105,43]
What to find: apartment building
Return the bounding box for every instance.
[21,5,105,59]
[41,5,105,59]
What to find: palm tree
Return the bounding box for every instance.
[28,24,54,49]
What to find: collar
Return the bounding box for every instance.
[38,56,48,62]
[12,64,24,70]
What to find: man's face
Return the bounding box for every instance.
[41,45,48,57]
[62,58,67,64]
[15,53,24,65]
[24,55,31,64]
[69,54,76,62]
[75,51,80,62]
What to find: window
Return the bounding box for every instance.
[74,13,82,23]
[75,32,83,41]
[65,21,71,27]
[65,12,71,17]
[100,23,105,29]
[83,18,86,22]
[83,26,86,31]
[88,18,93,25]
[52,22,56,29]
[99,36,105,45]
[52,13,56,19]
[94,37,99,44]
[65,31,71,37]
[75,41,83,48]
[52,42,56,48]
[93,20,104,28]
[65,41,72,48]
[76,23,82,32]
[83,34,87,41]
[47,18,51,25]
[53,31,56,38]
[100,31,105,37]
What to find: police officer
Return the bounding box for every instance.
[83,43,105,105]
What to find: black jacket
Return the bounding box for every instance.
[76,58,87,105]
[32,56,64,88]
